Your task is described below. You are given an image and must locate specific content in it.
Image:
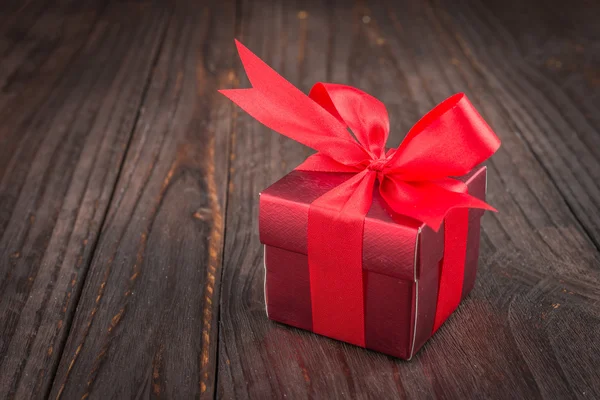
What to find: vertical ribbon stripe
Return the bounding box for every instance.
[308,170,375,346]
[433,208,469,332]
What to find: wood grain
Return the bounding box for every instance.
[49,1,236,398]
[0,1,167,398]
[0,0,598,398]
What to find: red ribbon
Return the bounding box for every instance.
[220,40,500,347]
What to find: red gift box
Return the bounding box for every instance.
[220,40,500,360]
[260,166,486,359]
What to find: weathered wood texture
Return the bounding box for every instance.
[0,1,167,398]
[48,1,236,398]
[0,0,598,399]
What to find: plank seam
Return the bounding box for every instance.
[213,1,244,397]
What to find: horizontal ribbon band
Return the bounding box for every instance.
[220,40,501,346]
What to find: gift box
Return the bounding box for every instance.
[220,40,500,360]
[260,166,486,359]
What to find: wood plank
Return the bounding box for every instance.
[217,0,600,398]
[0,1,168,398]
[49,1,236,398]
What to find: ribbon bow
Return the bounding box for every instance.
[221,40,500,347]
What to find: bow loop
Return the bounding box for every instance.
[385,93,501,181]
[309,83,390,158]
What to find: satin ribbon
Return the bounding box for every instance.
[220,40,500,346]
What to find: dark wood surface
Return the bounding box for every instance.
[1,0,598,398]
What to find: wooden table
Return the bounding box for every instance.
[1,0,599,398]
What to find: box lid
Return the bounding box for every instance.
[259,165,486,281]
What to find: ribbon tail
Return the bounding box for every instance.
[379,176,495,231]
[308,169,377,347]
[219,40,369,166]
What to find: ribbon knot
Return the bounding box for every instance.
[367,158,388,172]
